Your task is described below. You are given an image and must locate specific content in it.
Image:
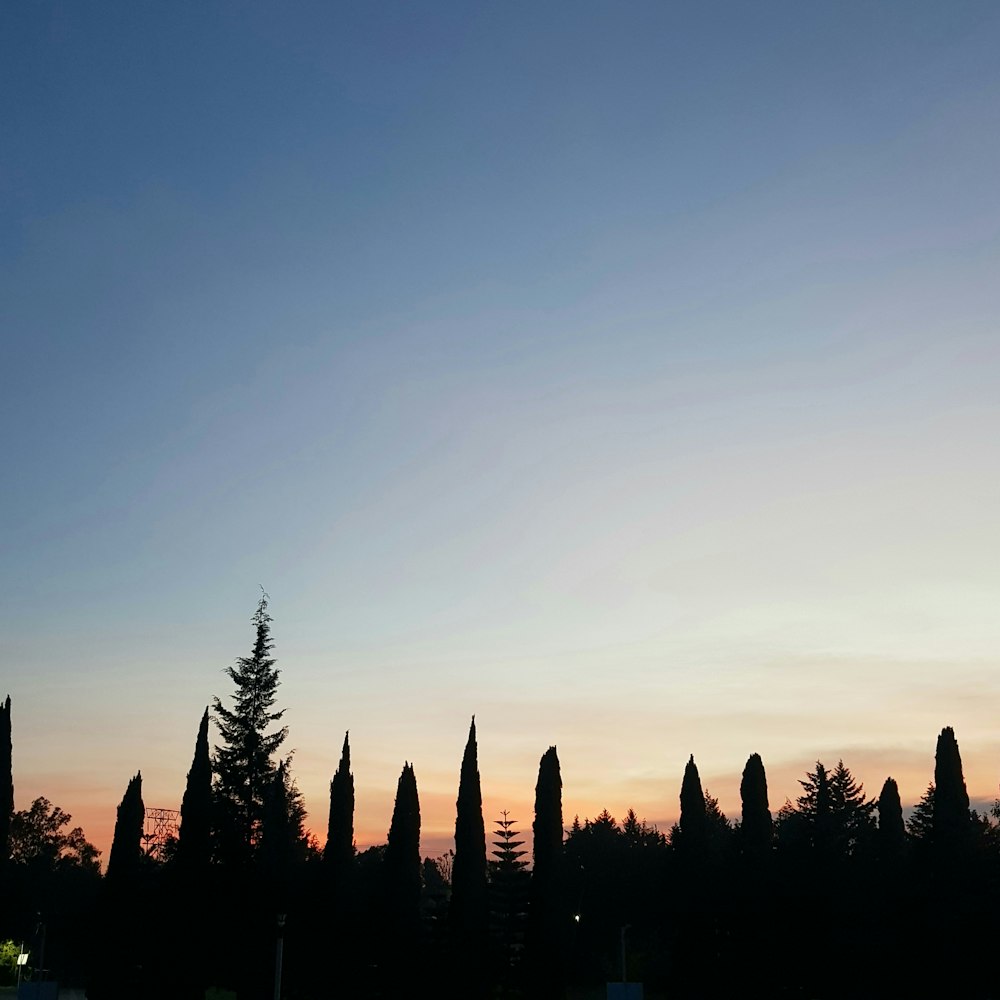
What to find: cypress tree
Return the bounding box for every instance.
[933,726,970,855]
[450,717,488,938]
[877,777,905,859]
[739,752,772,857]
[177,708,212,869]
[260,759,294,901]
[384,762,421,930]
[107,771,145,880]
[325,731,354,871]
[531,746,563,888]
[527,746,564,996]
[0,696,11,865]
[678,754,707,851]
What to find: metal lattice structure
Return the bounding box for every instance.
[142,807,180,859]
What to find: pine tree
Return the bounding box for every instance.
[384,762,421,931]
[1,696,11,866]
[828,759,876,857]
[212,592,288,860]
[933,726,970,855]
[451,717,488,940]
[795,761,833,853]
[678,754,707,853]
[492,811,528,874]
[107,771,144,880]
[907,783,935,844]
[877,777,905,859]
[176,708,212,870]
[325,731,354,871]
[739,752,772,858]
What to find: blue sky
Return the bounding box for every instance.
[3,2,1000,855]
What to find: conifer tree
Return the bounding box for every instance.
[678,754,707,851]
[828,759,876,856]
[384,762,421,930]
[531,746,563,887]
[877,777,905,859]
[907,783,935,844]
[325,731,354,871]
[107,771,144,880]
[1,696,11,865]
[451,717,488,939]
[739,752,772,857]
[795,761,833,853]
[260,759,296,904]
[527,746,564,995]
[212,592,288,860]
[177,708,212,869]
[933,726,970,854]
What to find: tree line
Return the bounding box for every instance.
[2,595,999,998]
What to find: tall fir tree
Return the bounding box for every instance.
[325,731,355,871]
[828,759,876,857]
[907,783,935,844]
[176,708,212,870]
[384,762,422,930]
[795,761,833,853]
[107,771,144,880]
[739,752,772,857]
[451,717,488,937]
[1,696,11,866]
[678,754,707,852]
[212,592,288,860]
[933,726,970,855]
[877,777,906,860]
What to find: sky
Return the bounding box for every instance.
[2,1,1000,861]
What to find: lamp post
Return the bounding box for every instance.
[273,913,286,1000]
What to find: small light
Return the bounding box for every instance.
[573,914,581,923]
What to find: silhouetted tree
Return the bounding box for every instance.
[384,762,421,931]
[877,777,905,860]
[107,772,144,881]
[828,759,876,857]
[677,754,707,854]
[739,752,772,858]
[8,797,100,872]
[527,746,565,996]
[259,760,294,903]
[0,697,10,867]
[212,592,288,861]
[933,726,970,855]
[176,708,212,870]
[450,717,489,974]
[907,783,935,844]
[325,731,354,871]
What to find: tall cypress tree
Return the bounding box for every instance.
[325,731,354,871]
[739,752,772,857]
[678,754,707,852]
[212,592,288,861]
[177,708,212,869]
[451,717,488,932]
[877,777,905,860]
[107,771,145,880]
[527,746,564,996]
[384,762,421,931]
[933,726,970,855]
[0,696,11,866]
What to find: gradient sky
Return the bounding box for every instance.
[3,2,1000,861]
